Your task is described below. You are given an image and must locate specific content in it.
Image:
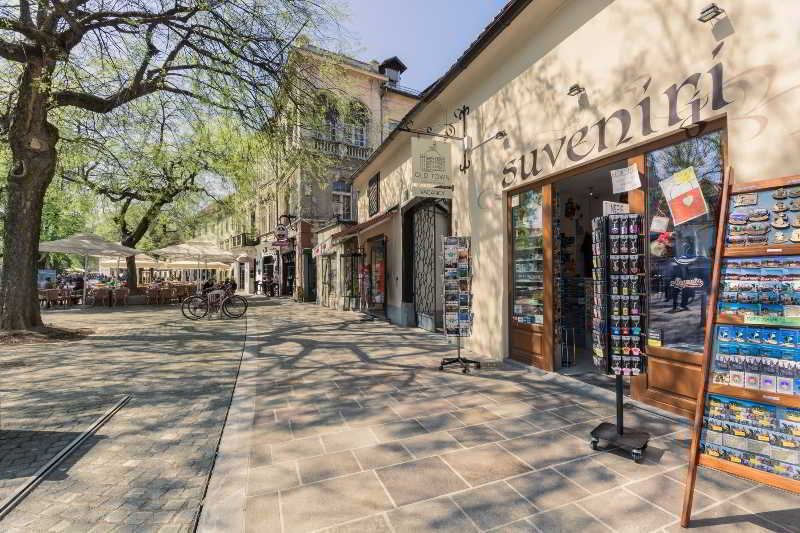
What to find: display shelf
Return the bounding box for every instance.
[707,384,800,409]
[698,453,800,494]
[723,243,800,257]
[683,169,800,527]
[717,313,800,328]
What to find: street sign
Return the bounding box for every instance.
[412,185,453,200]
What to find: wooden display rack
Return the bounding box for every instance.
[681,171,800,528]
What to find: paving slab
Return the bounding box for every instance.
[376,457,468,507]
[664,501,780,533]
[448,424,505,448]
[401,431,463,459]
[627,473,716,517]
[441,443,531,486]
[579,486,678,532]
[530,503,612,533]
[451,481,536,531]
[499,429,591,470]
[507,468,591,511]
[387,497,478,533]
[280,471,394,532]
[297,450,361,484]
[348,441,412,470]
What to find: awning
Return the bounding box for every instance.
[331,206,398,240]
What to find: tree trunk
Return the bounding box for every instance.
[1,60,59,331]
[125,255,138,292]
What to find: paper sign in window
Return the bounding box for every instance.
[659,166,709,226]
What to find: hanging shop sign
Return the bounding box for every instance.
[411,185,453,200]
[660,166,709,226]
[412,137,452,186]
[610,163,641,194]
[275,224,288,241]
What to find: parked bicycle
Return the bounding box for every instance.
[181,285,248,320]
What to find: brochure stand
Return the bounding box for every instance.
[588,214,650,462]
[681,169,800,528]
[440,236,480,373]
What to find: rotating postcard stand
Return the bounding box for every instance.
[589,215,650,462]
[440,236,481,373]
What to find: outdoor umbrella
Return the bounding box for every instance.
[39,233,138,304]
[149,240,235,290]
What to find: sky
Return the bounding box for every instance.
[339,1,510,92]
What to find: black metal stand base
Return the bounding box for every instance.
[439,336,480,374]
[439,356,481,374]
[590,422,650,462]
[589,374,650,463]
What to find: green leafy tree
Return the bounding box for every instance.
[0,0,343,329]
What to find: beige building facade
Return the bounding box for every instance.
[345,0,800,418]
[195,49,419,296]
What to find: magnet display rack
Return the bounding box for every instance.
[589,214,650,463]
[681,170,800,529]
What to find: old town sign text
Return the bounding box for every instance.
[501,63,732,188]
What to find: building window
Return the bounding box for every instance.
[332,181,352,221]
[345,102,368,147]
[646,129,723,354]
[368,173,380,217]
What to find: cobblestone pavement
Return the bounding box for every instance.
[199,302,799,533]
[0,298,264,532]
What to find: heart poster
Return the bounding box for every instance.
[659,166,709,226]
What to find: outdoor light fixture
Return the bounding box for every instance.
[698,3,724,23]
[461,130,509,172]
[567,84,585,96]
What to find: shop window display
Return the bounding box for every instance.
[647,131,724,352]
[511,190,544,325]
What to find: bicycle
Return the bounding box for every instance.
[181,287,248,320]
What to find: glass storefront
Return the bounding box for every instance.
[511,190,544,326]
[646,130,724,353]
[370,240,386,311]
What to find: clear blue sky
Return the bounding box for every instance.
[340,1,510,92]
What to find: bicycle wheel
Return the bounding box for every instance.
[222,295,248,318]
[181,296,208,320]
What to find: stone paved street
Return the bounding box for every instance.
[0,301,251,532]
[200,302,799,533]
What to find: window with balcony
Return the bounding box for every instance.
[332,181,353,221]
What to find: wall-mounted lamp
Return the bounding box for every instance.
[460,130,508,172]
[698,3,724,23]
[567,84,585,96]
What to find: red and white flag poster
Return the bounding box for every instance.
[659,166,708,226]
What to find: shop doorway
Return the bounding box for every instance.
[282,252,295,296]
[552,161,631,392]
[407,200,451,331]
[305,252,317,302]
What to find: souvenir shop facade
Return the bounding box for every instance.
[376,0,800,418]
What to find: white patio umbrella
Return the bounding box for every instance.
[39,233,138,304]
[149,240,235,290]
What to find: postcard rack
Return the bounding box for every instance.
[681,170,800,528]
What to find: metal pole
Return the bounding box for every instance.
[82,255,87,305]
[616,374,624,435]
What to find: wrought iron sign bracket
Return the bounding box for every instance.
[396,118,463,141]
[455,105,470,173]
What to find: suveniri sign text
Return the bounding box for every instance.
[501,63,732,189]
